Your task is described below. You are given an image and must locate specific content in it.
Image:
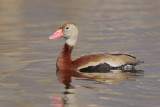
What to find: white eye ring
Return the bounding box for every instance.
[65,26,69,30]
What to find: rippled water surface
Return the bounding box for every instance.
[0,0,160,107]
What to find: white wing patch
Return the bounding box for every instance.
[104,60,123,67]
[77,60,105,69]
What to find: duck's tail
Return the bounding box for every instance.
[137,61,144,65]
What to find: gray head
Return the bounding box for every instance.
[49,22,78,46]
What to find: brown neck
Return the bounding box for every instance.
[56,43,74,69]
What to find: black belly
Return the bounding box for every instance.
[79,63,136,73]
[79,63,111,73]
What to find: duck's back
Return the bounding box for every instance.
[72,52,142,71]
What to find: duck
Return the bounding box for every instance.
[48,22,143,72]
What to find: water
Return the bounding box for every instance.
[0,0,160,107]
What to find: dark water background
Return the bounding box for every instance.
[0,0,160,107]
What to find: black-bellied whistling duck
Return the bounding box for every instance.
[49,22,143,72]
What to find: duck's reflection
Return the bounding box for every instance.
[50,69,82,107]
[57,69,82,89]
[51,69,144,107]
[57,69,144,86]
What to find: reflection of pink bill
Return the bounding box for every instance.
[50,96,63,107]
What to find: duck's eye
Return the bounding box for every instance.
[65,26,69,30]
